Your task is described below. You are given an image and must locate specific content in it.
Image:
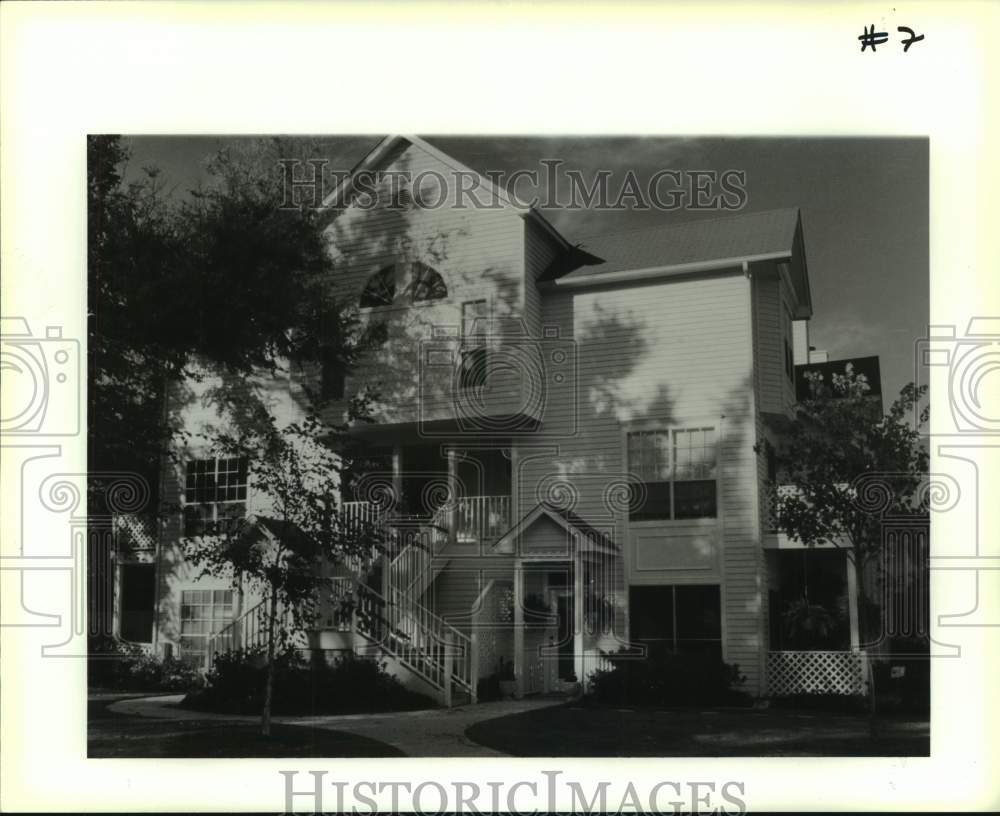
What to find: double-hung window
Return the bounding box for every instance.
[183,456,248,536]
[627,427,717,520]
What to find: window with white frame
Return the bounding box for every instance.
[183,457,248,536]
[627,427,717,520]
[179,589,234,666]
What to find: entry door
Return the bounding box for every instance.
[120,564,155,643]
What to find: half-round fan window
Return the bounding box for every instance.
[409,262,448,302]
[360,265,396,307]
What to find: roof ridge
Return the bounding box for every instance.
[571,206,800,244]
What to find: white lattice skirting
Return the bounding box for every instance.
[767,650,868,696]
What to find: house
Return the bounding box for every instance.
[111,135,873,704]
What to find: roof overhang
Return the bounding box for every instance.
[540,250,792,291]
[493,502,618,557]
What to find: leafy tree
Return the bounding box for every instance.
[87,136,369,502]
[90,135,413,729]
[88,136,388,706]
[87,136,188,503]
[185,378,389,735]
[760,364,929,646]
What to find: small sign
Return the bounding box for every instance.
[891,665,907,679]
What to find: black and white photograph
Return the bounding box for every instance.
[85,134,931,759]
[2,3,998,814]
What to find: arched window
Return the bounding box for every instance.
[409,262,448,302]
[359,265,396,307]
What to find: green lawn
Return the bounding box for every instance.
[88,694,403,758]
[465,703,929,757]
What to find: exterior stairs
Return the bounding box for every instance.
[204,508,480,707]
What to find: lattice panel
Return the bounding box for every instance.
[113,514,157,551]
[475,581,514,677]
[767,650,867,696]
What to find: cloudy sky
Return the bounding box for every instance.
[124,135,928,401]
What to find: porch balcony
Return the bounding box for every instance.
[341,494,512,544]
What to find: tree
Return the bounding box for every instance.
[184,378,388,735]
[87,136,365,502]
[760,364,929,647]
[87,136,188,502]
[88,136,388,713]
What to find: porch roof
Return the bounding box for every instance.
[492,501,618,557]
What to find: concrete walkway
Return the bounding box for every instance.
[108,695,565,756]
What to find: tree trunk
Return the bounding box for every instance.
[262,585,278,737]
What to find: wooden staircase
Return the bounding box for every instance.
[204,506,482,706]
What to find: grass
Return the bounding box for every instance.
[465,702,930,757]
[88,694,403,758]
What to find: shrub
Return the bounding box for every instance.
[477,673,502,702]
[184,648,435,715]
[587,650,749,708]
[88,638,202,692]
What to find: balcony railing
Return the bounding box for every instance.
[341,495,511,544]
[452,495,511,543]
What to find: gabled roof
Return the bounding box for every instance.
[542,207,812,318]
[493,501,618,556]
[326,135,813,318]
[323,134,573,252]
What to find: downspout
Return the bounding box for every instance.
[744,260,768,698]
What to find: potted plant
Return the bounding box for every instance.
[497,657,517,700]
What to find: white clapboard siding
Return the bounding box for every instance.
[507,269,767,691]
[155,360,302,645]
[318,140,533,428]
[754,264,799,416]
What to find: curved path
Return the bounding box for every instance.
[109,695,564,756]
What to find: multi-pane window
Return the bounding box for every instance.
[359,265,396,307]
[627,428,717,520]
[409,262,448,302]
[459,299,489,390]
[179,589,234,666]
[183,457,248,536]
